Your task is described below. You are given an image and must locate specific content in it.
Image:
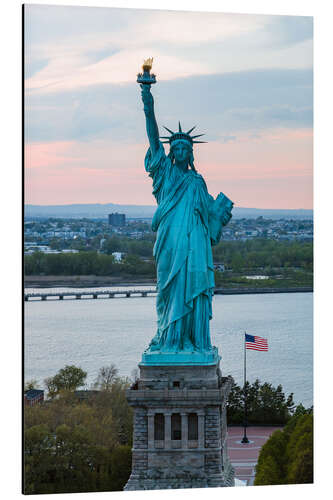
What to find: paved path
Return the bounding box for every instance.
[227,426,282,486]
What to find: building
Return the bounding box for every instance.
[24,389,44,407]
[108,213,126,227]
[112,252,123,262]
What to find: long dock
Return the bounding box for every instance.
[24,286,312,302]
[24,289,157,301]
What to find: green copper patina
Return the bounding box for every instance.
[138,60,233,365]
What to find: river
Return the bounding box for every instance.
[24,290,313,408]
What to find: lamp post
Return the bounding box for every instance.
[241,332,249,444]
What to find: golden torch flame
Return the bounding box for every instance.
[142,57,153,72]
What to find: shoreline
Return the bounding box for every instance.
[24,276,312,295]
[24,275,156,288]
[214,287,312,295]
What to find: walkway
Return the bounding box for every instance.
[227,426,282,486]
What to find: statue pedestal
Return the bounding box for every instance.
[140,345,220,366]
[124,353,235,490]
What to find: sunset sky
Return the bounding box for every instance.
[24,4,313,209]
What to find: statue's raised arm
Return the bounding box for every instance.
[140,85,160,156]
[137,58,160,156]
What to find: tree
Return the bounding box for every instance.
[130,368,139,383]
[231,252,243,272]
[24,364,134,494]
[25,379,39,391]
[254,407,313,486]
[93,365,118,391]
[227,379,295,425]
[44,376,59,400]
[24,424,55,493]
[103,237,124,254]
[44,365,87,398]
[94,377,133,446]
[254,430,288,485]
[109,445,132,490]
[226,381,243,423]
[49,238,63,250]
[285,413,313,484]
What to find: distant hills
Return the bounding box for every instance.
[25,203,313,220]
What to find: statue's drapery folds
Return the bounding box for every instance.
[145,142,233,354]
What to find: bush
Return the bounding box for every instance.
[254,407,313,485]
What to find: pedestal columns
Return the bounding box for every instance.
[164,411,172,449]
[147,410,154,448]
[198,411,205,449]
[181,412,188,449]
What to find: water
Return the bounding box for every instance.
[24,291,313,408]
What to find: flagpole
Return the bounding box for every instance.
[241,331,249,444]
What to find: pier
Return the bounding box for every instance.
[24,286,312,302]
[24,289,157,301]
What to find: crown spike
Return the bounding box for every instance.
[163,126,174,135]
[161,123,207,146]
[186,126,196,135]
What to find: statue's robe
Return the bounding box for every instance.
[145,142,233,352]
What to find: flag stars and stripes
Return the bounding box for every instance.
[245,334,268,351]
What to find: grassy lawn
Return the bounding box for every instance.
[215,269,313,289]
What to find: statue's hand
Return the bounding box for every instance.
[141,84,154,113]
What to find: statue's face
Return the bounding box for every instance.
[172,141,192,167]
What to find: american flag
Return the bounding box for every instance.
[245,334,268,351]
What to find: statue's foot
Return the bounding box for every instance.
[181,338,194,351]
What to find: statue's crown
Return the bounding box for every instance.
[160,122,206,145]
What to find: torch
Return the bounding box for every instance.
[137,57,156,87]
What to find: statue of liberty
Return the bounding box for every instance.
[138,59,233,361]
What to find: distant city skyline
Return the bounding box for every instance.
[24,5,313,209]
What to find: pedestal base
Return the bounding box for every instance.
[140,346,220,366]
[124,355,235,491]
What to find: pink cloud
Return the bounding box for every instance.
[25,139,155,205]
[197,128,312,208]
[25,128,312,209]
[25,141,83,169]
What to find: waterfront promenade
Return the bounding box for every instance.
[227,426,282,486]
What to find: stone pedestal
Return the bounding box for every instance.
[124,360,234,490]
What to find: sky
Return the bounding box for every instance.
[24,4,313,209]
